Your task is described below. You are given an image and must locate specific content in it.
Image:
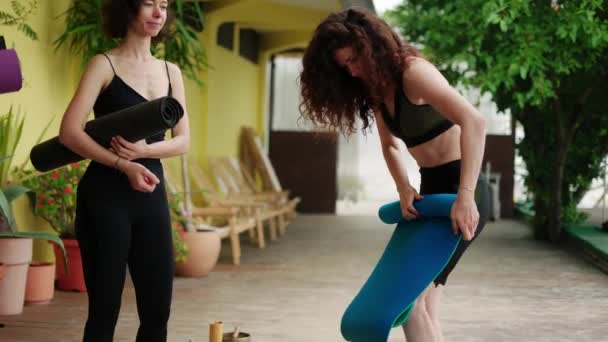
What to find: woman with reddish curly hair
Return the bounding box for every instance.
[300,7,490,342]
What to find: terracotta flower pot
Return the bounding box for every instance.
[53,239,86,292]
[25,262,56,305]
[175,229,221,277]
[0,237,33,315]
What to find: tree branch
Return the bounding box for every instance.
[554,97,565,141]
[579,70,607,104]
[568,70,608,143]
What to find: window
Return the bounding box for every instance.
[217,22,235,51]
[239,28,259,64]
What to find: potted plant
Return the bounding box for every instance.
[168,188,221,278]
[14,161,88,292]
[1,3,64,309]
[0,109,66,315]
[168,191,190,265]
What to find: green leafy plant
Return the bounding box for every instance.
[167,190,189,264]
[386,0,608,241]
[0,108,27,234]
[53,0,208,85]
[15,165,192,263]
[0,108,66,268]
[0,107,24,188]
[52,0,117,68]
[160,0,208,85]
[0,0,39,40]
[0,157,67,271]
[13,162,87,239]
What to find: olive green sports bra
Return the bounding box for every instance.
[380,86,453,147]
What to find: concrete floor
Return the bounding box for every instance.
[1,216,607,342]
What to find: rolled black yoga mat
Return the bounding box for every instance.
[31,96,184,172]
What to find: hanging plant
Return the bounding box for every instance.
[0,0,39,41]
[53,0,208,86]
[159,0,208,86]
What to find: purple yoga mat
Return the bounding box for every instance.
[0,49,23,94]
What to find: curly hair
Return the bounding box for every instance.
[299,7,420,134]
[102,0,173,44]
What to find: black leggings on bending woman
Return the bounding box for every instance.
[419,159,490,286]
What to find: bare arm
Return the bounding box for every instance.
[403,57,487,239]
[374,110,411,192]
[403,58,487,195]
[59,54,159,192]
[58,54,124,168]
[374,110,423,219]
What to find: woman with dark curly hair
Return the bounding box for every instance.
[300,7,489,342]
[58,1,189,341]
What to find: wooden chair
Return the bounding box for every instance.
[165,169,263,265]
[213,156,302,237]
[190,158,284,242]
[181,157,287,248]
[239,126,301,221]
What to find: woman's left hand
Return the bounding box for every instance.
[450,191,479,241]
[110,135,149,161]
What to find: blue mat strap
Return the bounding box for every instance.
[378,193,456,224]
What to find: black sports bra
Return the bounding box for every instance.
[380,85,453,148]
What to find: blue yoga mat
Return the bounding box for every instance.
[340,194,461,342]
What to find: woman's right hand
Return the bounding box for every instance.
[398,185,424,220]
[118,159,160,193]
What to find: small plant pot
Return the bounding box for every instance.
[53,239,86,292]
[0,238,33,315]
[175,229,221,277]
[25,262,56,305]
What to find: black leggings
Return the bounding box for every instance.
[419,159,490,286]
[75,160,174,342]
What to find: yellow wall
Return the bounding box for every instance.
[1,0,77,167]
[203,21,259,160]
[199,1,329,162]
[0,0,77,262]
